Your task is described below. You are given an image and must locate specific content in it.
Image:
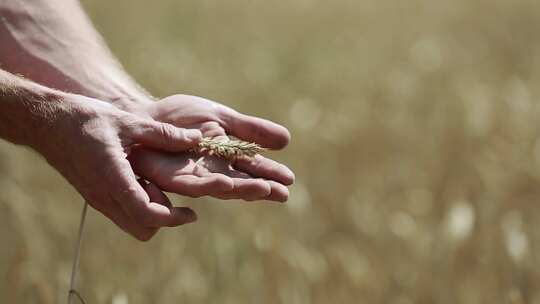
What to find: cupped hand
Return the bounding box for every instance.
[129,148,294,202]
[130,94,295,202]
[36,94,203,240]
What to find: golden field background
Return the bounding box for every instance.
[2,0,540,303]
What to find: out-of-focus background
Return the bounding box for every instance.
[2,0,540,303]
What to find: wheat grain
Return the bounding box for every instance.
[195,136,266,159]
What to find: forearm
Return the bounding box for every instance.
[0,69,70,151]
[0,0,152,112]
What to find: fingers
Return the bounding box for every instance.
[95,175,197,241]
[129,119,202,152]
[214,175,272,201]
[152,95,290,148]
[91,199,159,242]
[140,180,198,227]
[108,155,195,228]
[128,147,236,199]
[167,174,234,198]
[209,167,289,202]
[216,106,291,150]
[233,155,295,185]
[192,121,226,138]
[232,155,293,202]
[128,146,289,202]
[158,171,286,203]
[139,178,172,209]
[264,180,290,202]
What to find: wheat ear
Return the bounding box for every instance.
[195,136,266,159]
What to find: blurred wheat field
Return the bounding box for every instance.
[3,0,540,303]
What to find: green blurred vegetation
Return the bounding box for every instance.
[2,0,540,303]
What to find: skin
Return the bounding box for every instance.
[0,70,200,240]
[0,0,294,240]
[134,95,294,202]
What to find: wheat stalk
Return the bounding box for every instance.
[195,136,266,159]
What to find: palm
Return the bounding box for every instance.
[130,95,294,202]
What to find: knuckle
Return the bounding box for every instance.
[159,123,177,141]
[72,104,101,124]
[203,121,220,130]
[119,115,142,136]
[214,106,233,126]
[251,158,265,172]
[121,185,141,200]
[80,117,109,141]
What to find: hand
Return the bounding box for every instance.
[146,95,291,149]
[34,94,203,241]
[129,148,293,202]
[130,94,295,201]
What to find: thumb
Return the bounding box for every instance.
[130,119,202,151]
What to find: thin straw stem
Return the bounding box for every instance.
[68,202,88,304]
